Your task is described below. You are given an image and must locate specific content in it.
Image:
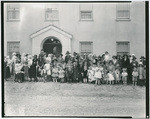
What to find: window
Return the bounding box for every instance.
[80,42,93,55]
[79,4,93,21]
[7,4,20,21]
[45,8,59,21]
[116,3,130,20]
[80,11,93,20]
[7,42,20,58]
[116,41,130,56]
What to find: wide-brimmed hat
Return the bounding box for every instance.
[140,56,144,59]
[66,51,70,55]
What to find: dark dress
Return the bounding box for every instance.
[78,63,83,83]
[29,59,37,79]
[4,61,11,79]
[65,55,71,64]
[72,63,78,82]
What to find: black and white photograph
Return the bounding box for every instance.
[1,1,149,118]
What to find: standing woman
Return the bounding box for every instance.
[28,55,38,82]
[5,56,11,80]
[122,55,130,84]
[66,58,73,83]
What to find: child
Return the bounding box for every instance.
[114,67,121,84]
[106,71,115,84]
[132,67,139,86]
[43,60,52,82]
[52,59,59,82]
[59,66,65,83]
[138,62,144,86]
[94,62,102,85]
[87,66,94,83]
[14,60,24,83]
[121,68,128,84]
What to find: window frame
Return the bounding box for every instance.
[45,7,59,21]
[116,3,131,21]
[116,41,130,56]
[79,10,93,21]
[7,41,20,57]
[80,41,93,55]
[7,4,20,22]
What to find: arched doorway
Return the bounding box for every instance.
[43,37,62,57]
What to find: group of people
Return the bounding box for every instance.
[4,49,146,86]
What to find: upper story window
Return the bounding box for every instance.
[45,8,59,21]
[116,3,130,21]
[79,4,93,21]
[80,11,93,20]
[7,4,20,22]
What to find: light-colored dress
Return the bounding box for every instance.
[59,70,65,78]
[88,69,95,82]
[94,67,102,79]
[115,70,120,81]
[44,63,51,75]
[107,73,115,81]
[52,67,59,78]
[132,71,138,81]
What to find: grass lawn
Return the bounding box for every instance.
[4,78,146,118]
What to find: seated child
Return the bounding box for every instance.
[121,68,128,84]
[132,67,139,86]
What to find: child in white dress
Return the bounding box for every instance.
[106,71,115,84]
[87,66,95,83]
[94,62,102,85]
[43,60,51,82]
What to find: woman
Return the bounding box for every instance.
[65,58,73,83]
[28,55,38,82]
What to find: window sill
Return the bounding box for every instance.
[45,20,59,22]
[116,19,131,21]
[7,19,20,22]
[79,19,94,22]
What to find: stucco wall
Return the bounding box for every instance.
[4,2,145,60]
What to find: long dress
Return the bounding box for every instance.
[5,61,11,79]
[66,63,73,82]
[72,63,78,82]
[29,59,37,79]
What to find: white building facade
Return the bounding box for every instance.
[4,2,145,59]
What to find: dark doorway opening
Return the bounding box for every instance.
[43,37,62,57]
